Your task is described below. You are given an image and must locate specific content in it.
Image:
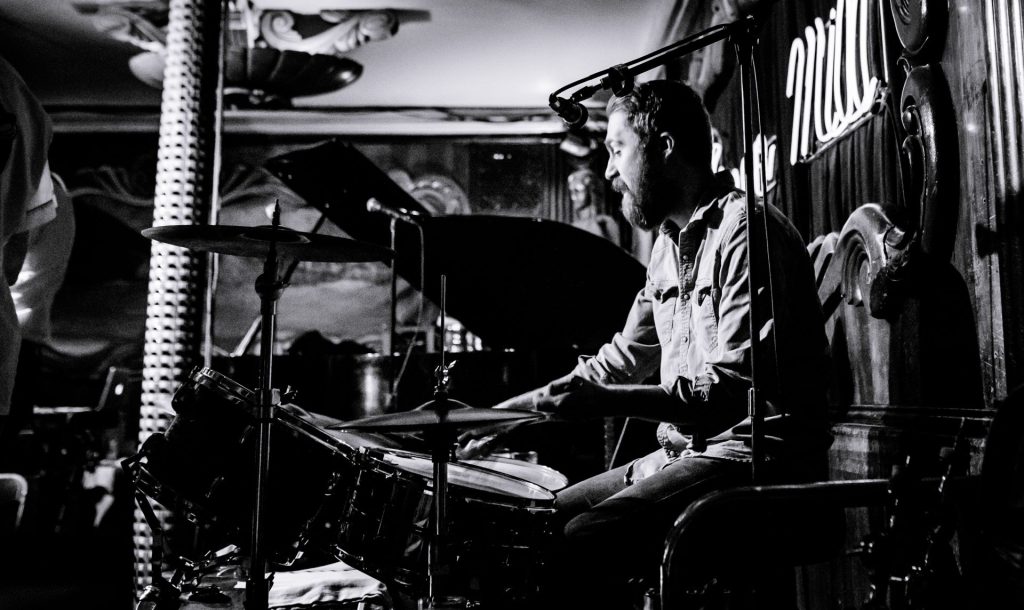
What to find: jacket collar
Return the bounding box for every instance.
[659,171,739,240]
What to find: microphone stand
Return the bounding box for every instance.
[388,217,399,408]
[550,14,776,482]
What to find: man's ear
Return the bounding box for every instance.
[657,131,675,162]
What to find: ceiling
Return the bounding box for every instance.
[0,0,677,114]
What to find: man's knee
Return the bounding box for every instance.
[563,496,642,546]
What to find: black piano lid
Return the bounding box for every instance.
[265,139,645,351]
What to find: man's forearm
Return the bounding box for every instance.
[492,388,543,411]
[591,384,684,422]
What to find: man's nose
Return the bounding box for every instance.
[604,158,617,181]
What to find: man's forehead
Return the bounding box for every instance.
[604,111,632,144]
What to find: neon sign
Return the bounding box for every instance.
[712,129,777,198]
[785,0,883,165]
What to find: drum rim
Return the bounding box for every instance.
[461,455,568,479]
[360,447,557,503]
[192,366,257,403]
[461,455,569,491]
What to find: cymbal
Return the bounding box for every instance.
[327,399,543,432]
[141,224,394,263]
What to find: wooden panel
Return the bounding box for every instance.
[981,0,1024,394]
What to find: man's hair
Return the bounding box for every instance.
[607,80,712,171]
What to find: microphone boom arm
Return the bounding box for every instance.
[548,17,754,110]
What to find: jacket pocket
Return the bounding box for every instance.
[695,281,720,353]
[647,279,677,345]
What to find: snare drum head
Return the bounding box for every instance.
[367,448,555,502]
[461,456,569,492]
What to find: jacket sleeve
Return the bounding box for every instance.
[571,278,663,385]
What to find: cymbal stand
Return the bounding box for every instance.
[245,205,286,610]
[230,212,328,357]
[419,275,471,610]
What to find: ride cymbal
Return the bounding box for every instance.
[142,224,394,263]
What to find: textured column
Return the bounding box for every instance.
[133,0,222,597]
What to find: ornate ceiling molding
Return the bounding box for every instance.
[256,9,398,56]
[72,1,416,105]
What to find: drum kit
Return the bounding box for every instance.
[123,213,567,610]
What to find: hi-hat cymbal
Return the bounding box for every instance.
[327,398,543,432]
[142,224,394,263]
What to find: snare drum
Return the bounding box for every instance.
[461,455,569,492]
[125,367,364,565]
[315,447,558,604]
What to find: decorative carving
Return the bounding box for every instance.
[257,9,398,56]
[72,1,409,103]
[814,204,902,403]
[409,174,470,216]
[898,65,959,261]
[888,0,946,57]
[851,0,957,319]
[77,5,167,52]
[835,204,895,311]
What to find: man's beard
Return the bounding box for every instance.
[619,160,670,231]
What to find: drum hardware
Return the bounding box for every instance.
[127,470,240,608]
[229,212,329,358]
[141,207,394,610]
[331,275,541,609]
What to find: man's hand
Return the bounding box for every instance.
[455,386,546,459]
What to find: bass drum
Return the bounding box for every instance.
[314,447,558,607]
[123,367,374,565]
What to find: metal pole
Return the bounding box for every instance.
[246,212,283,610]
[202,0,228,370]
[389,218,399,407]
[736,28,766,483]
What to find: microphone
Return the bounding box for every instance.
[549,95,589,130]
[366,197,422,225]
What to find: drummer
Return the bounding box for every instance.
[461,80,832,608]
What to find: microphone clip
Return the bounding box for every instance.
[602,64,634,97]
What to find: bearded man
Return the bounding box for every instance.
[461,80,832,608]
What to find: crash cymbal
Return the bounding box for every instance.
[327,398,543,432]
[141,224,394,263]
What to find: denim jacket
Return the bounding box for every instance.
[573,179,830,462]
